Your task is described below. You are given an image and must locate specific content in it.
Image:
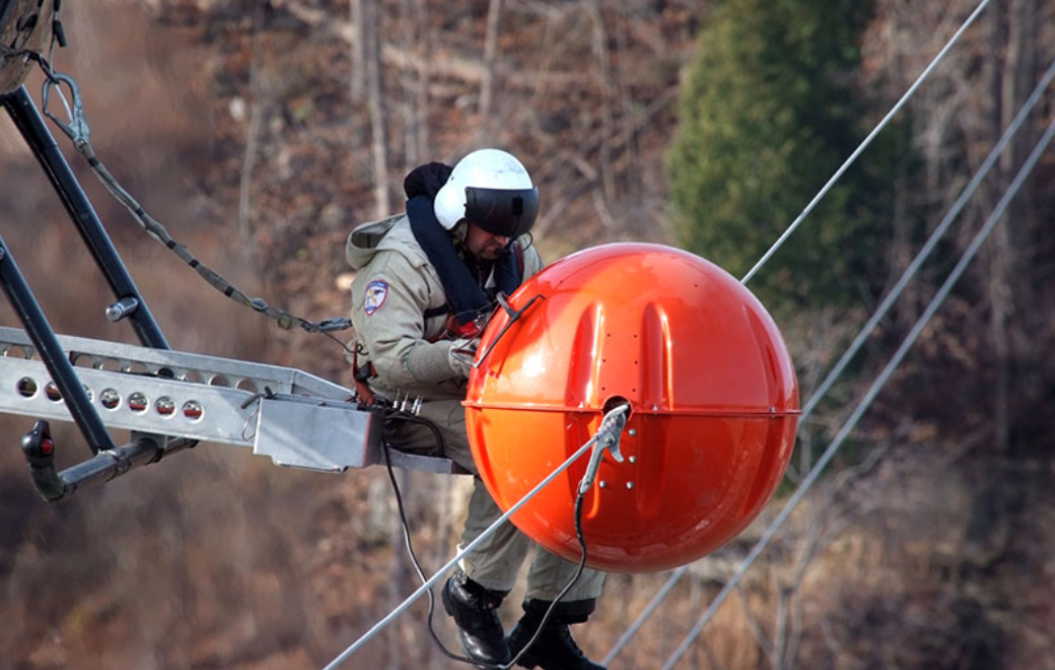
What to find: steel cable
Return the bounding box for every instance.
[740,0,993,285]
[321,405,629,670]
[603,54,1055,665]
[659,114,1055,670]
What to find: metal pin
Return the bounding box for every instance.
[599,481,607,489]
[628,428,637,437]
[629,455,637,464]
[626,482,635,490]
[105,296,140,322]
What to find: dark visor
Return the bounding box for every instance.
[464,186,539,238]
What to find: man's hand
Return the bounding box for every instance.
[404,162,454,200]
[448,337,480,378]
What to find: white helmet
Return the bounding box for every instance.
[433,148,540,237]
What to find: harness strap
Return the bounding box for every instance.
[424,305,449,320]
[351,346,377,406]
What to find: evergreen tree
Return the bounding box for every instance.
[668,0,885,312]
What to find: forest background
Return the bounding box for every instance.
[1,0,1054,668]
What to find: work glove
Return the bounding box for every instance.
[448,337,480,379]
[404,162,453,200]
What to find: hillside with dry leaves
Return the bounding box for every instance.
[2,1,1055,669]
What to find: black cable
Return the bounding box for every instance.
[321,331,357,359]
[380,442,455,657]
[0,45,53,75]
[379,409,487,666]
[382,438,490,668]
[503,486,590,670]
[381,410,445,456]
[379,423,591,670]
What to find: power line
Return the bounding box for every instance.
[321,405,628,670]
[603,33,1055,670]
[322,441,593,669]
[602,564,689,665]
[740,0,993,285]
[325,2,1008,664]
[800,56,1055,419]
[659,114,1055,670]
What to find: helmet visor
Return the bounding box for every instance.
[464,186,539,238]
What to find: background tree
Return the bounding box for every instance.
[3,1,1055,668]
[668,0,891,313]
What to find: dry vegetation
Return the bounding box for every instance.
[2,1,1054,669]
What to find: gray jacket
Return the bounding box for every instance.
[347,214,543,401]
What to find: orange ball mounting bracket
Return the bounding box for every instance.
[578,403,629,495]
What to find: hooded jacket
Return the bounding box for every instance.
[346,214,543,401]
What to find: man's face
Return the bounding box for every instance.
[465,222,511,260]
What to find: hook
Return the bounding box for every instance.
[41,72,89,146]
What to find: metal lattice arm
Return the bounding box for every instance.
[1,326,461,501]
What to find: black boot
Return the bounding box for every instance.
[507,598,606,670]
[442,571,511,666]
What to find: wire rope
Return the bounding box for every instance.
[659,114,1055,670]
[800,56,1055,419]
[14,1,1010,666]
[380,434,593,670]
[321,405,628,670]
[740,0,994,285]
[603,55,1055,665]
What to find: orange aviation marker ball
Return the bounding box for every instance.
[464,243,800,573]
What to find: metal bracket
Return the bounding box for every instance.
[0,326,466,500]
[579,404,629,495]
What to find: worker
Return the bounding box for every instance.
[346,149,607,670]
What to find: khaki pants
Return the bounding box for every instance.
[388,398,605,602]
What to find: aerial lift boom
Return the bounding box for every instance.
[1,54,457,502]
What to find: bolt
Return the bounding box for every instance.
[599,481,607,489]
[105,297,140,323]
[629,455,637,464]
[628,428,637,437]
[626,482,635,490]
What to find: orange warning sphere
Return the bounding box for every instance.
[464,243,800,573]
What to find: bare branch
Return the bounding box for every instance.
[238,1,266,238]
[364,1,390,217]
[734,583,774,658]
[586,0,616,200]
[592,187,618,230]
[414,0,431,161]
[349,0,365,102]
[401,0,419,167]
[283,1,593,89]
[479,0,503,128]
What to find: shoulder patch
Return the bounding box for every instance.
[364,280,389,316]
